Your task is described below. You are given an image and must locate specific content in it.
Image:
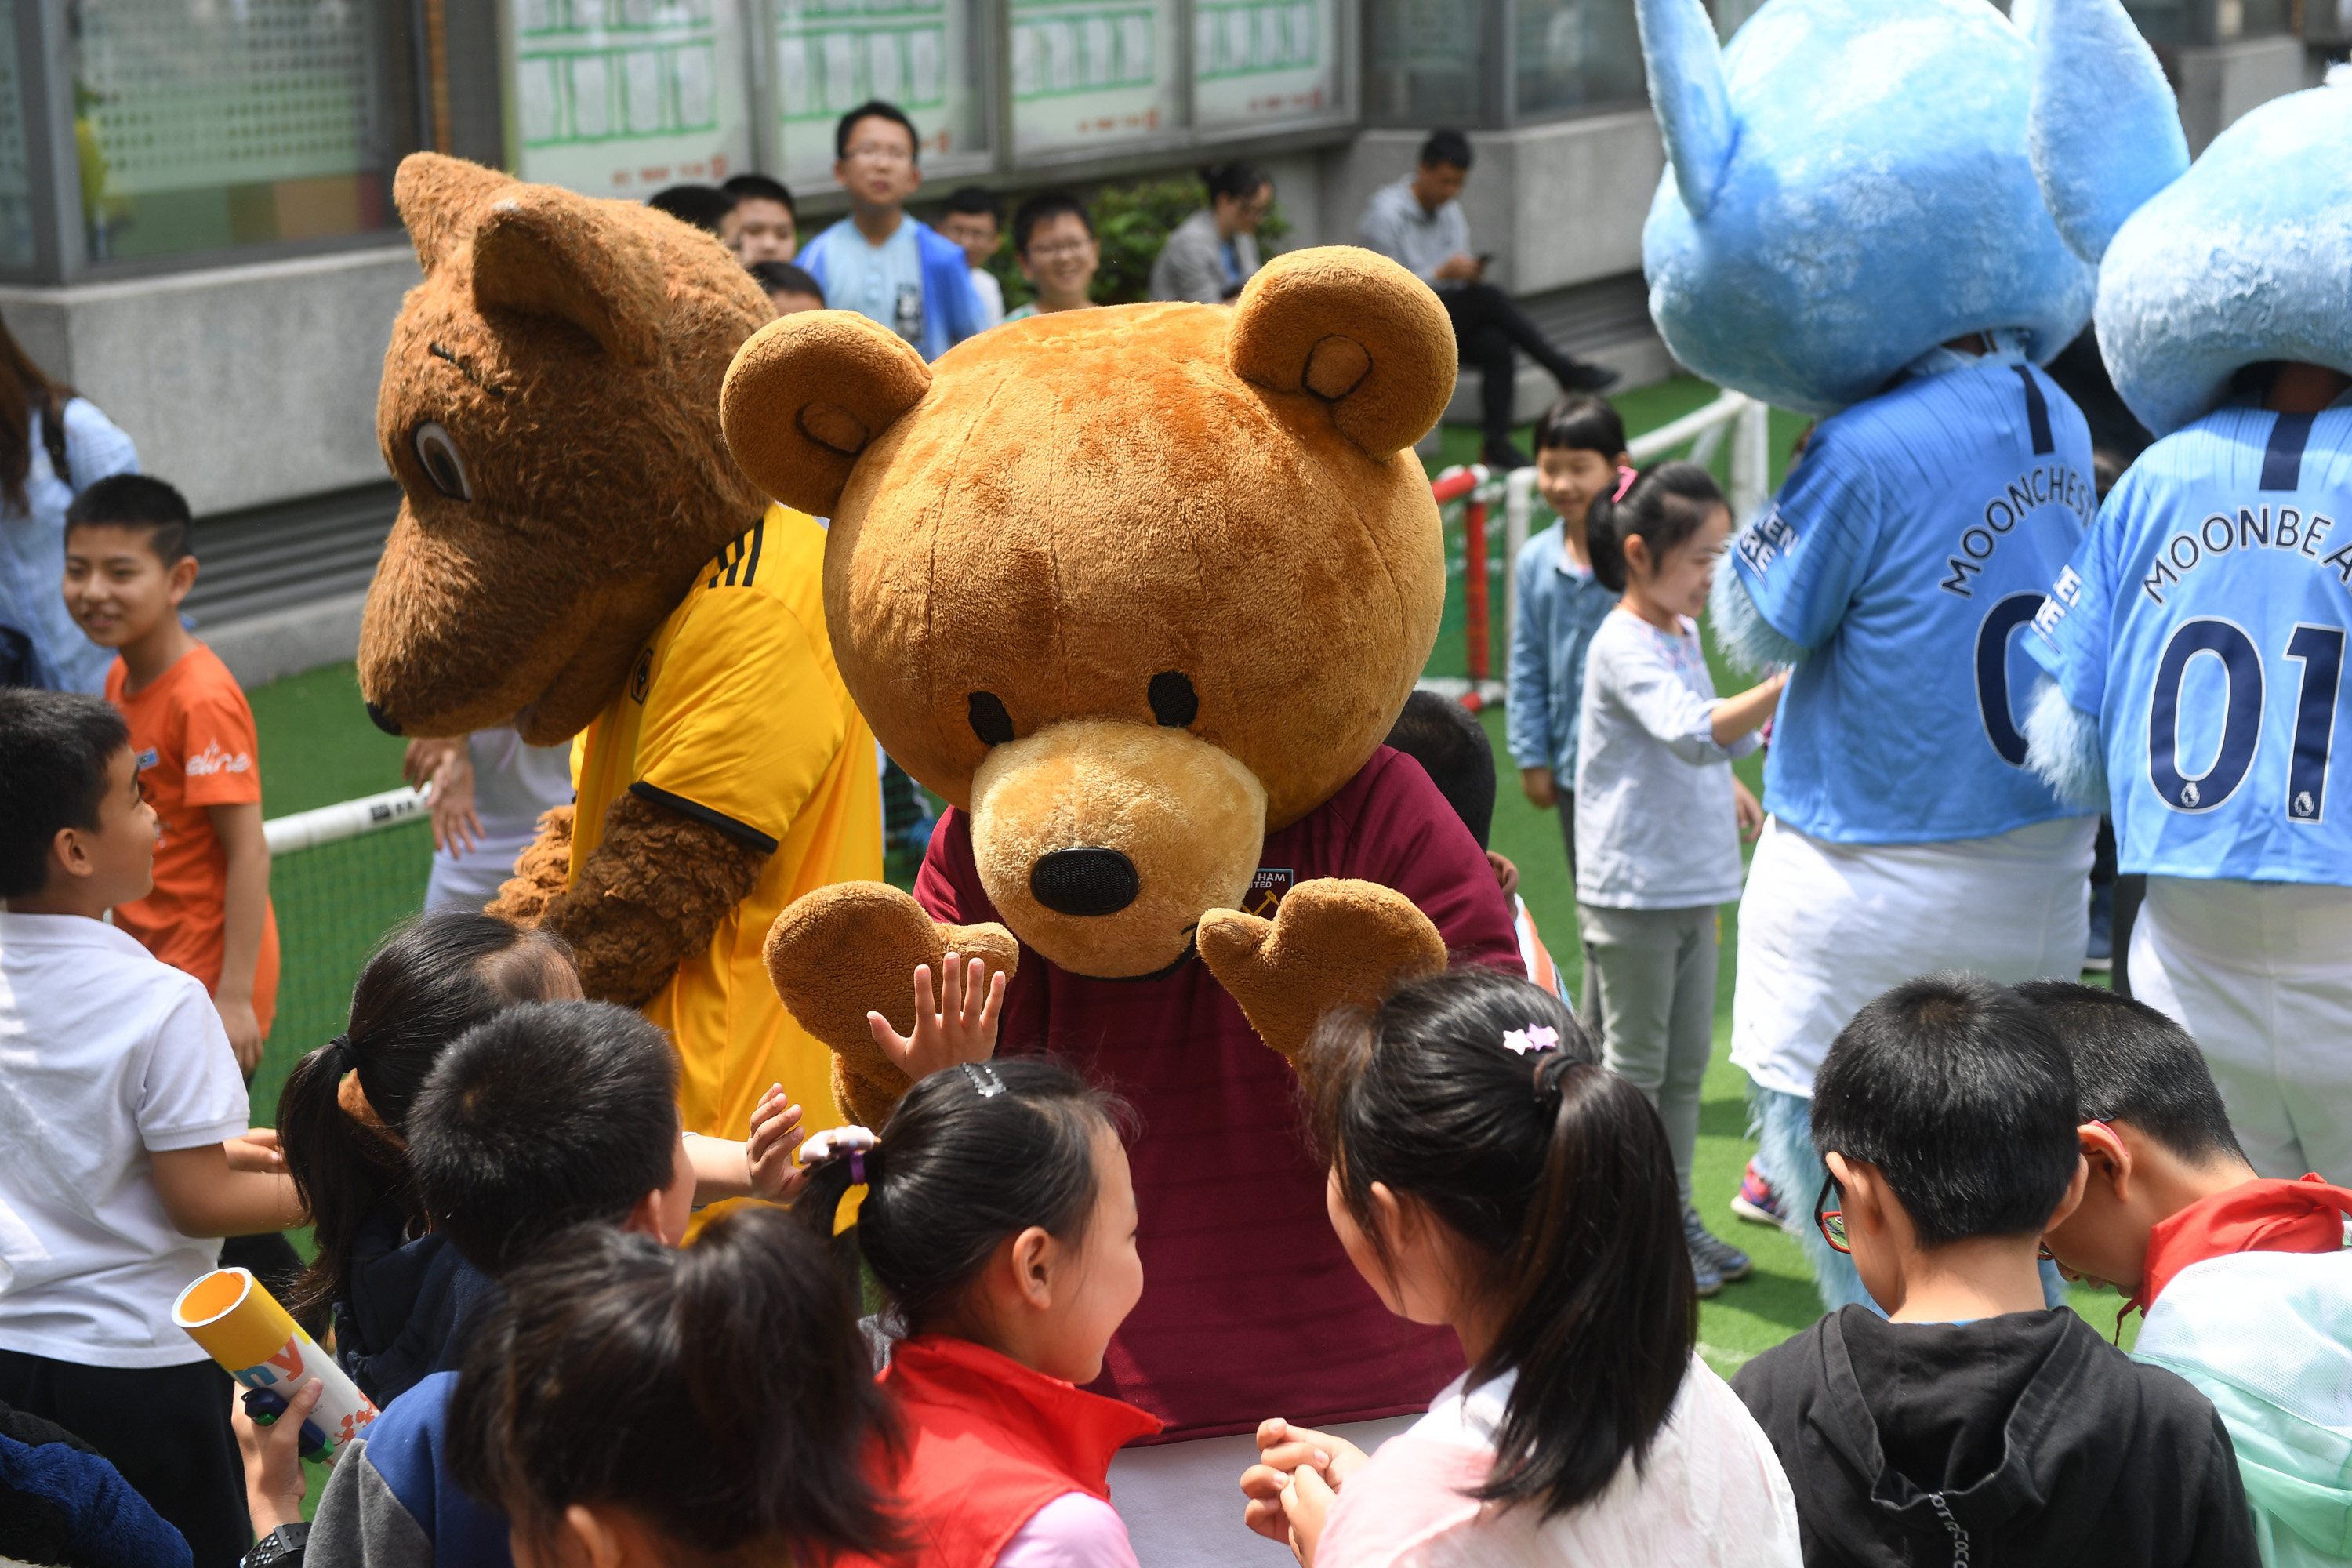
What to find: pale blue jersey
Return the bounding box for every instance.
[1730,359,2096,843]
[2027,395,2352,886]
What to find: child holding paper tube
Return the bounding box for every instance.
[0,689,303,1568]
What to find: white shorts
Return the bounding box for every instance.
[1109,1414,1417,1566]
[2130,877,2352,1183]
[1730,815,2098,1099]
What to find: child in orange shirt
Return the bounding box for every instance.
[63,475,278,1072]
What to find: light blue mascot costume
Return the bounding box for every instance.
[1636,0,2127,1308]
[2024,27,2352,1184]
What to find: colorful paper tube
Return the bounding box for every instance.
[172,1266,379,1457]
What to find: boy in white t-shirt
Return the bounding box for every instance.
[0,688,303,1568]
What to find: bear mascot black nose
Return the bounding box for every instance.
[1029,848,1141,916]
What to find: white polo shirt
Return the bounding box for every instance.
[0,911,249,1366]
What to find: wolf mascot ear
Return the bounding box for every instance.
[2027,0,2189,266]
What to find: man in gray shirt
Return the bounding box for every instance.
[1358,129,1617,470]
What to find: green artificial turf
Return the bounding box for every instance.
[241,376,2139,1395]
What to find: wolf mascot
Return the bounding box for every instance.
[2023,26,2352,1181]
[1634,0,2156,1306]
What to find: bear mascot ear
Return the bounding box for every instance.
[1226,248,1457,459]
[461,180,669,368]
[394,152,516,274]
[720,310,934,516]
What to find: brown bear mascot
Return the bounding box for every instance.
[357,154,880,1144]
[723,247,1520,1552]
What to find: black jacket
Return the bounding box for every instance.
[332,1200,503,1407]
[1734,1306,2256,1568]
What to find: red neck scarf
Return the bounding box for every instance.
[2131,1174,2352,1318]
[848,1335,1163,1568]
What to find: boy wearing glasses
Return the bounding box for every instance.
[794,100,984,361]
[1735,972,2256,1566]
[2023,979,2352,1566]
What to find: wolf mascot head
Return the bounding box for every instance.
[2031,29,2352,436]
[1634,0,2187,417]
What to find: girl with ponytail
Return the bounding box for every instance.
[274,909,582,1402]
[1576,459,1784,1294]
[797,967,1155,1568]
[1240,965,1799,1566]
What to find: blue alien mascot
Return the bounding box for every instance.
[2024,26,2352,1183]
[1635,0,2129,1307]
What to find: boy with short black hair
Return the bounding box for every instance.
[1735,971,2258,1567]
[750,260,826,318]
[718,172,797,264]
[240,1000,799,1566]
[0,687,303,1568]
[938,185,1005,330]
[1003,192,1098,322]
[2024,978,2352,1566]
[63,474,278,1074]
[1383,688,1566,1000]
[793,100,983,360]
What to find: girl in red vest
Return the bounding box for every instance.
[798,1054,1157,1568]
[1237,966,1802,1566]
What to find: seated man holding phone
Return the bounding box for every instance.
[1357,128,1618,471]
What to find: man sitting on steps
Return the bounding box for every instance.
[1358,128,1619,471]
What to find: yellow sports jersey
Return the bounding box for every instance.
[569,505,880,1142]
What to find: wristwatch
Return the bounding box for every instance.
[241,1522,309,1568]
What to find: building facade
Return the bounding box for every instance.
[0,0,2333,684]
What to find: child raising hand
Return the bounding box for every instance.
[865,951,1007,1080]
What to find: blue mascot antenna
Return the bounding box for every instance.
[1637,0,2103,416]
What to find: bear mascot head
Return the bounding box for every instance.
[358,154,774,743]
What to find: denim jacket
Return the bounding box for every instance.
[1505,521,1618,782]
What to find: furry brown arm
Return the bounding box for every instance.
[488,804,576,927]
[1197,878,1447,1062]
[533,792,768,1008]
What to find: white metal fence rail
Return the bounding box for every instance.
[1425,391,1769,707]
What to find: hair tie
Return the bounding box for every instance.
[797,1127,879,1183]
[1533,1052,1577,1112]
[960,1062,1007,1098]
[1611,466,1639,504]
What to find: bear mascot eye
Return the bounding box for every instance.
[412,421,474,501]
[968,691,1015,746]
[1148,671,1198,728]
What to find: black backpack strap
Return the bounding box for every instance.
[39,388,69,489]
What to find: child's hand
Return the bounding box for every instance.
[1240,1418,1368,1548]
[224,1128,285,1174]
[746,1084,810,1202]
[216,995,264,1076]
[1733,776,1766,840]
[1519,765,1556,810]
[866,953,1005,1082]
[231,1377,320,1534]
